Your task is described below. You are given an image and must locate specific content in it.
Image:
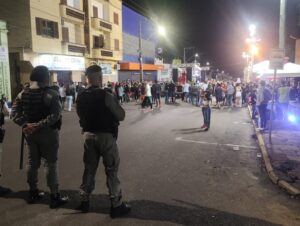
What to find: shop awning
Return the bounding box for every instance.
[253,60,300,79]
[120,62,163,71]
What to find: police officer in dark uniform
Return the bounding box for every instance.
[76,65,131,218]
[12,65,68,208]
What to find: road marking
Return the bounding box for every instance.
[233,121,251,125]
[175,137,257,150]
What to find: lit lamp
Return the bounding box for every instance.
[158,25,166,37]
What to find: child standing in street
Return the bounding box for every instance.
[201,90,212,131]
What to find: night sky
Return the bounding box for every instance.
[123,0,300,77]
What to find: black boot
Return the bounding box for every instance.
[76,201,90,213]
[110,202,131,218]
[50,193,69,209]
[0,186,12,196]
[28,189,45,204]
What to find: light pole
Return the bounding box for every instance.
[279,0,286,49]
[139,21,144,82]
[245,24,260,82]
[269,0,287,142]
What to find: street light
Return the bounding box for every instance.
[194,53,199,63]
[158,25,166,37]
[250,44,259,56]
[249,24,256,37]
[243,24,260,82]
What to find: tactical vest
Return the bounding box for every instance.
[76,87,118,136]
[21,88,62,130]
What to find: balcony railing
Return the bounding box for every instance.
[91,17,112,32]
[60,4,85,24]
[62,41,86,55]
[92,48,114,58]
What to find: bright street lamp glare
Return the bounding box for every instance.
[249,24,256,36]
[158,25,166,36]
[250,45,258,55]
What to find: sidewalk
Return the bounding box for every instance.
[249,106,300,195]
[263,123,300,189]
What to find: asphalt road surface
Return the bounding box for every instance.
[0,101,300,226]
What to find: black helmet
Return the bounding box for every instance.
[30,65,49,83]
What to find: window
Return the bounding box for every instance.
[36,17,59,38]
[62,27,69,42]
[113,12,119,25]
[93,6,98,18]
[93,35,104,48]
[114,39,119,51]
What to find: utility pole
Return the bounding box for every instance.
[269,0,286,142]
[139,20,144,82]
[279,0,286,49]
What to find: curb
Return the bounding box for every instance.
[247,105,300,196]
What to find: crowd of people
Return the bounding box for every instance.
[100,78,300,132]
[0,63,300,220]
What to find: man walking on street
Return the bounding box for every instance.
[12,65,68,208]
[152,80,161,107]
[226,82,234,107]
[76,65,131,218]
[257,80,271,130]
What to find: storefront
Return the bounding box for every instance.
[118,62,162,82]
[85,59,118,85]
[33,54,85,85]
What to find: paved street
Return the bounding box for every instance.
[1,102,300,226]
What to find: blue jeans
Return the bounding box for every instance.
[202,106,211,128]
[227,94,233,106]
[165,91,169,104]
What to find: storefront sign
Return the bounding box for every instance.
[36,54,85,71]
[179,63,200,68]
[100,63,112,75]
[269,49,285,70]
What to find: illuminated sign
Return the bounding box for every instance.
[36,54,85,71]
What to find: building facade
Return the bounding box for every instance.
[83,0,122,84]
[0,0,87,99]
[0,0,122,98]
[0,20,12,101]
[119,5,161,82]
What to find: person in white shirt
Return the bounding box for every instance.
[141,81,153,110]
[182,82,190,102]
[59,84,66,110]
[235,84,242,107]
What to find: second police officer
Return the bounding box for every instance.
[12,65,68,208]
[76,65,131,218]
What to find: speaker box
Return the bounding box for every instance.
[186,67,192,82]
[172,68,178,82]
